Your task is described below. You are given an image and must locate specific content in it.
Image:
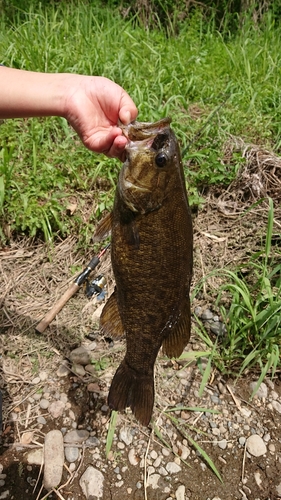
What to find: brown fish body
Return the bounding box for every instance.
[99,118,193,425]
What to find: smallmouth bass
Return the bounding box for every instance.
[96,117,193,426]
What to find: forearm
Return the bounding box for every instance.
[0,67,68,119]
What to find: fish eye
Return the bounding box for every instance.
[155,152,168,168]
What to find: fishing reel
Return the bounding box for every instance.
[85,274,106,300]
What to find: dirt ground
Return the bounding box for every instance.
[1,137,281,500]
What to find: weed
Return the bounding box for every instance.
[194,198,281,383]
[1,4,281,242]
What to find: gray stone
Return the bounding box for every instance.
[239,437,246,446]
[166,462,181,474]
[39,371,48,381]
[43,430,64,490]
[57,364,70,377]
[250,381,268,399]
[37,416,47,425]
[64,446,79,463]
[39,398,50,410]
[64,429,89,444]
[69,346,92,366]
[246,434,267,457]
[72,364,86,377]
[79,466,104,499]
[201,308,213,320]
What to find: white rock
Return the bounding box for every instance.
[128,448,139,466]
[272,400,281,414]
[64,429,89,444]
[246,434,267,457]
[240,408,251,418]
[148,473,160,489]
[166,462,181,474]
[150,449,158,460]
[48,400,65,418]
[250,381,268,399]
[218,439,227,450]
[27,448,44,465]
[176,484,185,500]
[31,377,41,385]
[43,430,64,490]
[276,482,281,495]
[79,466,104,499]
[119,426,134,446]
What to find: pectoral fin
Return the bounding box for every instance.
[100,289,124,338]
[93,212,112,242]
[162,296,191,358]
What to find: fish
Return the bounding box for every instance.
[96,117,193,426]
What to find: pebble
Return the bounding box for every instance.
[57,364,70,377]
[166,462,181,474]
[201,308,213,320]
[148,474,160,489]
[69,346,92,366]
[39,371,48,381]
[249,381,268,399]
[31,377,41,385]
[218,439,227,450]
[48,400,65,418]
[0,491,10,499]
[79,466,104,499]
[64,429,90,443]
[176,485,185,500]
[43,430,64,490]
[73,364,86,377]
[272,400,281,414]
[65,446,80,463]
[37,416,47,425]
[128,448,139,466]
[39,398,50,410]
[239,437,246,446]
[246,434,267,457]
[27,449,44,465]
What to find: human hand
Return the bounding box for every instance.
[63,75,138,160]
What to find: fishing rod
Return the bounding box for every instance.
[35,243,110,334]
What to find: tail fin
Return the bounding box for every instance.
[108,359,154,426]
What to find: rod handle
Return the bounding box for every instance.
[35,282,79,334]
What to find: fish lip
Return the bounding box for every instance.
[120,117,172,142]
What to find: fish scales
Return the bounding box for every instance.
[98,117,193,426]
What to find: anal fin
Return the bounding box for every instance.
[100,289,124,339]
[162,296,191,358]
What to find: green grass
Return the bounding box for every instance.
[1,2,281,242]
[193,198,281,384]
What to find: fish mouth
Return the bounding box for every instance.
[120,117,172,142]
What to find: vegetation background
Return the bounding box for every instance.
[1,0,281,243]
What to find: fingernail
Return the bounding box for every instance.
[121,110,131,125]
